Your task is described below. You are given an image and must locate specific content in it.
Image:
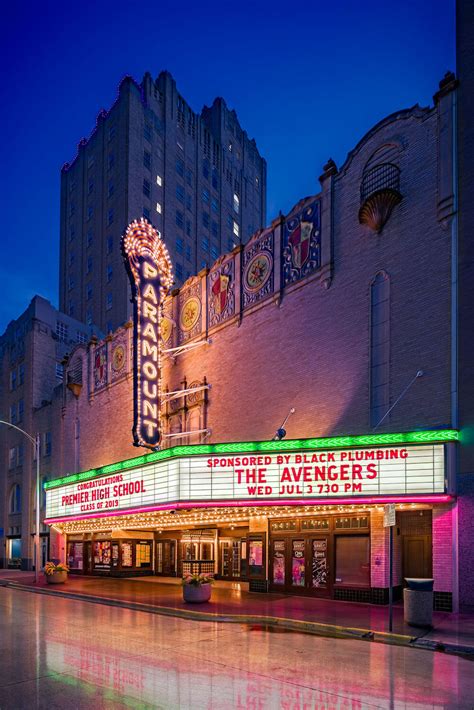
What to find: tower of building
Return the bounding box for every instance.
[59,71,267,333]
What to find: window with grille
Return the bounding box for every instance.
[361,163,400,204]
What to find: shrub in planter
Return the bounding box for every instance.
[44,562,69,584]
[181,573,214,603]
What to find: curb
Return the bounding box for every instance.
[3,582,474,659]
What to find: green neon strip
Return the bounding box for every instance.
[43,429,459,491]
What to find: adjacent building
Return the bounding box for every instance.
[59,71,267,333]
[0,297,96,569]
[45,71,474,611]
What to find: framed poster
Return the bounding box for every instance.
[248,538,265,577]
[291,540,305,586]
[122,542,133,568]
[93,541,111,570]
[273,540,285,585]
[312,539,328,588]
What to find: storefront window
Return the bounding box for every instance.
[335,536,370,586]
[67,542,84,570]
[273,540,285,585]
[291,540,305,586]
[93,540,111,570]
[311,539,327,588]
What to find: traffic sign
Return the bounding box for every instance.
[384,503,396,527]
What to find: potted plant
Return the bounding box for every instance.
[44,562,69,584]
[182,573,214,603]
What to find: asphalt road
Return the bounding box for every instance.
[0,588,472,709]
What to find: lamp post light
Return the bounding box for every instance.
[0,420,41,584]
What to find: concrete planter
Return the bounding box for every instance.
[183,583,212,603]
[46,571,68,585]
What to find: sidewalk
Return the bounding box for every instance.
[1,569,473,657]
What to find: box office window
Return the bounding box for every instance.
[335,536,370,587]
[136,542,152,568]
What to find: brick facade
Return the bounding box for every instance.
[47,77,474,607]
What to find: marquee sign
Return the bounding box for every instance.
[122,219,173,449]
[45,443,446,521]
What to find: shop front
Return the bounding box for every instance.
[44,430,458,608]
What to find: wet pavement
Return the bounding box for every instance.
[1,570,470,646]
[0,587,473,709]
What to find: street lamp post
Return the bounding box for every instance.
[0,420,41,583]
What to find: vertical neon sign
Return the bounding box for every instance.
[122,219,173,449]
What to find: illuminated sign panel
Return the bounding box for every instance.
[46,444,446,521]
[122,219,173,449]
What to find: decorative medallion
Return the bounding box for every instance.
[242,229,274,309]
[180,296,201,332]
[208,258,235,328]
[178,279,202,345]
[244,252,272,293]
[186,380,204,406]
[93,344,107,390]
[112,344,125,372]
[160,316,173,344]
[282,200,321,287]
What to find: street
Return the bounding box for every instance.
[0,589,472,709]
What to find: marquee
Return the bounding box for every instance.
[45,434,453,522]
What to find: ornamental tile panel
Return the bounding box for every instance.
[161,297,175,349]
[282,200,321,287]
[178,279,202,344]
[93,343,107,390]
[208,255,235,328]
[110,331,128,383]
[242,229,274,308]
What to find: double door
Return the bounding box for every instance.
[270,536,331,596]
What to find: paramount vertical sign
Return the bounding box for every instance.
[122,219,173,449]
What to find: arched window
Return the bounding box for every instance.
[370,272,390,427]
[9,484,21,514]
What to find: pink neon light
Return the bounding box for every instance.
[44,494,454,525]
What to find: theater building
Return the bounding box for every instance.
[45,72,473,611]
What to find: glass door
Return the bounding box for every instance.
[309,537,331,596]
[156,540,177,576]
[220,539,242,579]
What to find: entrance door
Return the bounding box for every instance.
[156,540,177,576]
[220,539,242,579]
[402,536,432,581]
[270,536,331,596]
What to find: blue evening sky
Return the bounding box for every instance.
[0,0,455,331]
